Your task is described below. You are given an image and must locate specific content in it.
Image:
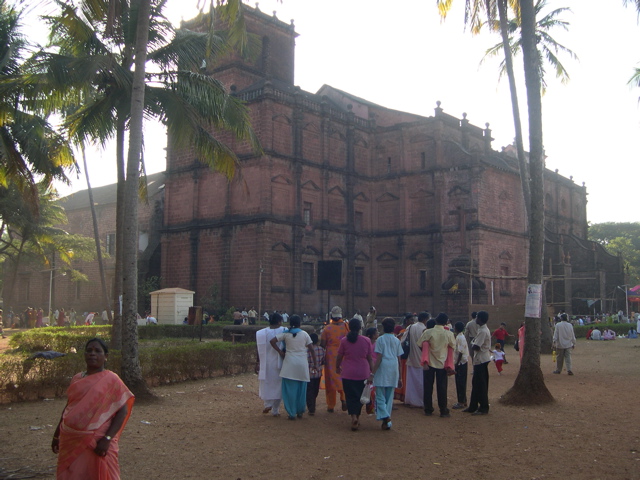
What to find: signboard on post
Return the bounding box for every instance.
[524,284,543,318]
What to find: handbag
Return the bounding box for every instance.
[514,338,520,351]
[360,381,372,404]
[400,325,412,359]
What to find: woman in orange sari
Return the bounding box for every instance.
[320,306,350,413]
[52,338,135,480]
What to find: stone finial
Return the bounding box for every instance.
[255,2,259,10]
[435,101,443,116]
[462,112,467,119]
[273,10,277,18]
[555,169,559,174]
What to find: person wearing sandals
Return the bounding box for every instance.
[371,317,404,430]
[270,315,318,420]
[336,318,374,431]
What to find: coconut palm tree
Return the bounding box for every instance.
[482,0,578,93]
[0,0,75,209]
[437,0,553,405]
[31,0,258,392]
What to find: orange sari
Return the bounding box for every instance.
[57,370,135,480]
[320,320,350,408]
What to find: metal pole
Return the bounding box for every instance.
[48,269,53,324]
[258,260,263,323]
[626,287,629,321]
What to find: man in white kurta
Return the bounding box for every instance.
[256,314,286,416]
[402,311,428,407]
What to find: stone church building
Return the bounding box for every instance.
[159,5,625,320]
[6,5,623,320]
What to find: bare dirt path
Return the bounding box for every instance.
[2,337,640,479]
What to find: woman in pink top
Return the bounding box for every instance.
[336,319,374,431]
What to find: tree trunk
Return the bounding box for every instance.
[497,0,531,219]
[82,145,112,324]
[120,0,152,397]
[501,0,553,406]
[111,116,126,351]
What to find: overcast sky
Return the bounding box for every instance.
[54,0,640,225]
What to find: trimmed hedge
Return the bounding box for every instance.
[0,341,256,403]
[7,324,234,354]
[8,326,112,353]
[574,323,637,338]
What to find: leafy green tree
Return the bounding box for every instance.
[590,222,640,286]
[0,181,96,304]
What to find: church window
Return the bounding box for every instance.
[303,262,314,290]
[355,211,363,231]
[419,270,427,291]
[355,267,365,293]
[303,202,312,225]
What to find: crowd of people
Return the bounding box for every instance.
[255,306,497,431]
[1,306,116,328]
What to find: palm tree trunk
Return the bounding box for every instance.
[111,116,126,351]
[120,0,152,396]
[497,0,531,219]
[501,0,553,406]
[81,145,112,324]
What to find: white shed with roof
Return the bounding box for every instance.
[149,288,195,324]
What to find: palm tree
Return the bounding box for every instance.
[437,0,553,405]
[0,0,75,209]
[482,0,578,94]
[32,0,258,392]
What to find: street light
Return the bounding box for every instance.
[617,285,629,321]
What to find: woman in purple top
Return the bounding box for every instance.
[336,318,374,431]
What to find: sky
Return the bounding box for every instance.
[53,0,640,225]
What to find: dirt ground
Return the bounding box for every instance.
[2,334,640,480]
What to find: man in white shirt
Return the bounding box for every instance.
[464,310,491,415]
[402,311,428,407]
[553,313,576,375]
[452,321,469,409]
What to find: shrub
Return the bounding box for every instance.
[0,341,255,403]
[8,326,111,353]
[574,323,637,338]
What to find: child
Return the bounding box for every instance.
[364,327,379,414]
[306,333,325,415]
[491,343,505,374]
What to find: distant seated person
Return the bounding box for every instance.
[586,327,594,340]
[590,327,602,340]
[146,314,158,325]
[602,328,616,340]
[628,328,638,339]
